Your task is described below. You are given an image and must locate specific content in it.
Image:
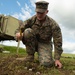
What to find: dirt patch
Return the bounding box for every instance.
[0,54,75,75]
[0,54,40,75]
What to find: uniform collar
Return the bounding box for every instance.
[35,15,48,26]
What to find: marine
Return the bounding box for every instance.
[15,0,63,68]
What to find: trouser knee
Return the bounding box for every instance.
[22,28,37,55]
[23,28,35,39]
[22,28,36,44]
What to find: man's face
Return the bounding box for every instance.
[36,10,48,20]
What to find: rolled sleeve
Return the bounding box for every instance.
[52,21,63,60]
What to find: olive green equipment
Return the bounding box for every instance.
[0,14,22,53]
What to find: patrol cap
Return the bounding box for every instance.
[35,1,49,13]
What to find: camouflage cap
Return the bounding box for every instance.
[35,1,49,13]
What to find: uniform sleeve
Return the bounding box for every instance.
[15,19,32,34]
[51,20,63,60]
[14,19,32,41]
[15,15,36,35]
[15,20,24,34]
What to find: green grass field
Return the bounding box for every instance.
[0,46,75,75]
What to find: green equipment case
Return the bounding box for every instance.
[0,15,19,41]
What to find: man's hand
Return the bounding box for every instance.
[55,60,62,68]
[15,32,23,40]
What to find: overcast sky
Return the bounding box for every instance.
[0,0,75,54]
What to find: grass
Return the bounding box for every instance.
[0,45,75,75]
[4,45,26,54]
[62,53,75,57]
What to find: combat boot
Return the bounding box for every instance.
[16,54,34,62]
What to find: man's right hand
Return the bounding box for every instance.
[15,32,23,40]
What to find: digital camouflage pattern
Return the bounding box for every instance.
[15,15,63,67]
[35,1,49,13]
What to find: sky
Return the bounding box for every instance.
[0,0,75,54]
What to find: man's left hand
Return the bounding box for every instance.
[55,60,62,68]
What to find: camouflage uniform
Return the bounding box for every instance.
[15,1,63,67]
